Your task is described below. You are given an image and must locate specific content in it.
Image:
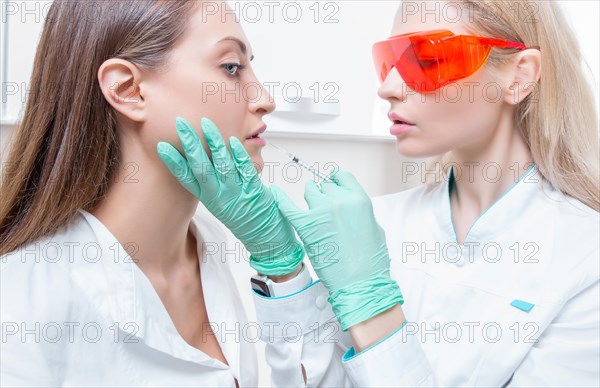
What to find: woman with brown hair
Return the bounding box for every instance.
[0,0,289,386]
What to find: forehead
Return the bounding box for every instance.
[391,0,473,36]
[182,2,253,55]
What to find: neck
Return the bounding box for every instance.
[92,134,200,278]
[449,114,534,214]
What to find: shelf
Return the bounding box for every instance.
[1,118,396,143]
[263,130,396,143]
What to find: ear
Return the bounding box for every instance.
[97,59,146,122]
[503,49,542,105]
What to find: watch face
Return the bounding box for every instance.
[251,277,271,297]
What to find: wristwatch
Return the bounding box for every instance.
[251,263,312,297]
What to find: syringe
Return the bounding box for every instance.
[268,142,335,183]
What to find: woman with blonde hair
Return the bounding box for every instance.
[164,0,599,386]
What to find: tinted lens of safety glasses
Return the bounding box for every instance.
[373,39,408,83]
[373,41,442,92]
[398,39,442,92]
[373,43,492,92]
[373,30,518,93]
[373,31,453,92]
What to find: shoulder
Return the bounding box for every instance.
[371,181,444,229]
[541,180,599,245]
[546,186,599,237]
[373,180,442,209]
[1,211,100,322]
[1,210,103,270]
[542,184,599,283]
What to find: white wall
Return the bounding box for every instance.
[235,1,600,136]
[233,1,399,136]
[3,1,598,131]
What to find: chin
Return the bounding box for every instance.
[250,155,264,173]
[395,140,431,159]
[396,139,451,158]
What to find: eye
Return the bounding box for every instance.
[417,58,439,70]
[222,63,245,77]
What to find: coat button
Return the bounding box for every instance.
[315,295,327,310]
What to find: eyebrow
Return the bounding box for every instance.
[218,36,254,61]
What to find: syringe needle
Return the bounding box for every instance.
[267,142,334,183]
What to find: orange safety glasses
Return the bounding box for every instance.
[372,29,534,93]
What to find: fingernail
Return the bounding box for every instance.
[229,136,243,151]
[157,142,165,152]
[175,117,187,132]
[201,118,220,139]
[157,143,183,175]
[176,117,192,139]
[201,117,216,130]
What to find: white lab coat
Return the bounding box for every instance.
[1,208,257,387]
[253,165,600,387]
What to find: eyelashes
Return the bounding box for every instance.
[221,63,246,78]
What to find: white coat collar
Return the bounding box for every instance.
[77,209,232,370]
[435,163,544,246]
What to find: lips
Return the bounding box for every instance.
[388,112,415,126]
[247,124,267,140]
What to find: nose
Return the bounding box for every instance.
[377,67,409,103]
[247,76,276,116]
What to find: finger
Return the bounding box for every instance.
[229,136,260,185]
[157,142,202,198]
[322,164,340,184]
[328,164,341,178]
[201,118,238,186]
[318,178,341,195]
[329,169,360,188]
[175,117,219,194]
[270,184,303,224]
[304,180,327,209]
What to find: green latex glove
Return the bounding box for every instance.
[270,169,404,330]
[156,117,304,276]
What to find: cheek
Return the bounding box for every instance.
[142,71,249,155]
[395,82,502,157]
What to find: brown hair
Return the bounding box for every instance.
[0,0,200,255]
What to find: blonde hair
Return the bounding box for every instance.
[428,0,599,212]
